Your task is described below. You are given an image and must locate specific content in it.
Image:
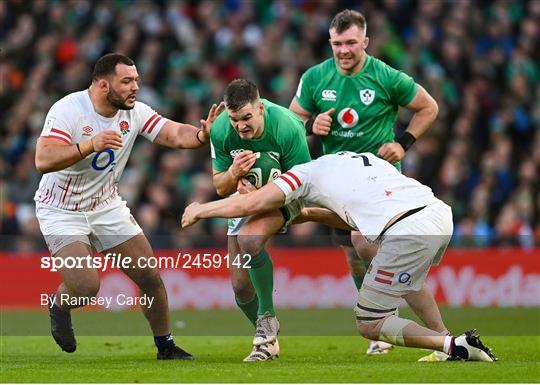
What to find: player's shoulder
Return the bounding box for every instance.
[287,159,314,181]
[50,90,89,115]
[213,110,231,131]
[264,99,300,117]
[133,100,151,111]
[132,100,162,118]
[366,55,405,77]
[263,99,294,117]
[303,57,336,79]
[263,99,303,133]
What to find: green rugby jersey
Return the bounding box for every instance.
[295,55,417,158]
[211,99,311,174]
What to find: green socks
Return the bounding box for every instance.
[352,275,364,290]
[246,249,275,317]
[235,295,258,327]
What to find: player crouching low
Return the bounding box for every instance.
[181,152,497,362]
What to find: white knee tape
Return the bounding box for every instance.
[379,315,412,346]
[355,286,402,319]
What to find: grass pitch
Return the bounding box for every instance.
[1,308,539,383]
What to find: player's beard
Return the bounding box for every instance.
[338,54,359,70]
[107,87,135,110]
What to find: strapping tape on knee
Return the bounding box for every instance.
[379,315,412,346]
[354,287,400,320]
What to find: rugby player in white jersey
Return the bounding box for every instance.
[35,53,223,360]
[182,152,497,362]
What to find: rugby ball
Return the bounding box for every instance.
[244,152,282,188]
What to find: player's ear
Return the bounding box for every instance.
[259,101,264,114]
[363,36,369,49]
[97,78,109,93]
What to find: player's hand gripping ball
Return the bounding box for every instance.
[243,152,282,188]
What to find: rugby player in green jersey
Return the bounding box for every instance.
[210,79,311,362]
[289,9,448,360]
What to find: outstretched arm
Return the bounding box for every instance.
[154,102,224,149]
[292,207,353,230]
[182,183,286,227]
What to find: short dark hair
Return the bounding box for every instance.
[223,79,260,112]
[330,9,367,35]
[92,53,135,81]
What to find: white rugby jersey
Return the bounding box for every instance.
[34,90,167,211]
[273,152,439,240]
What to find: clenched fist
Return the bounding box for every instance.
[377,142,405,164]
[181,202,201,228]
[312,108,335,136]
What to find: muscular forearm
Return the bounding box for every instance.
[196,194,254,219]
[293,207,353,230]
[213,169,240,197]
[179,124,208,149]
[183,183,285,228]
[158,123,208,149]
[35,140,94,173]
[406,104,438,139]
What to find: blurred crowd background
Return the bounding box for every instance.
[1,0,539,251]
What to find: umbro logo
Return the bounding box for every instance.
[82,126,93,136]
[321,89,336,101]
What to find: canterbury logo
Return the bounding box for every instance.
[321,90,337,101]
[267,151,280,162]
[230,149,245,158]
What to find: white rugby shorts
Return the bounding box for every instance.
[36,197,143,255]
[362,199,453,297]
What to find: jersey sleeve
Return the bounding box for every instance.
[40,102,74,144]
[137,102,168,142]
[294,70,317,113]
[272,163,311,205]
[385,66,418,107]
[210,113,232,172]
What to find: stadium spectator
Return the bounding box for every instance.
[1,0,539,249]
